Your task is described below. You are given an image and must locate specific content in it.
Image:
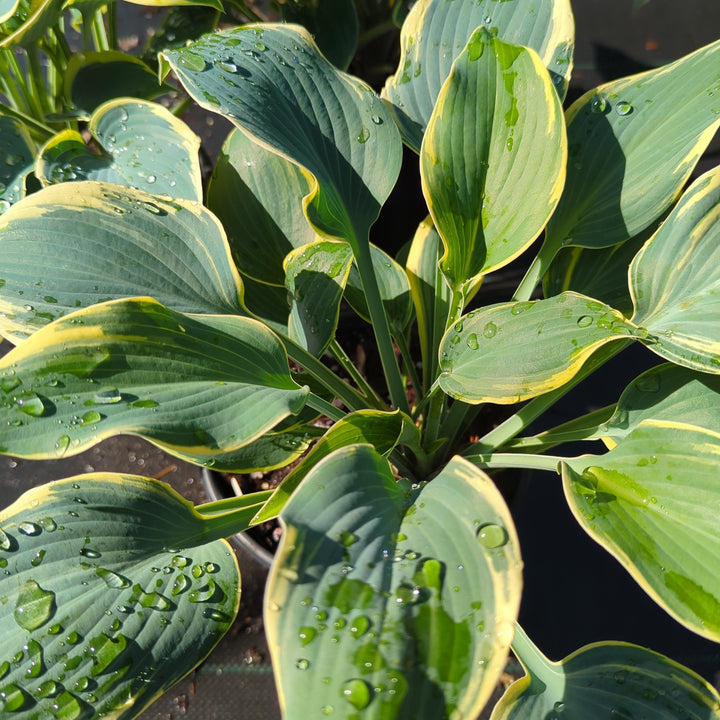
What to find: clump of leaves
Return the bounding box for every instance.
[0,1,720,719]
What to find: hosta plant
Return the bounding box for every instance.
[0,1,720,719]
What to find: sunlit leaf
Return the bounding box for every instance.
[207,128,316,287]
[563,420,720,641]
[630,167,720,373]
[0,473,240,719]
[421,28,566,292]
[438,292,643,404]
[495,631,720,720]
[603,363,720,446]
[0,181,243,342]
[37,99,202,201]
[163,23,402,251]
[0,298,308,467]
[382,0,574,151]
[0,0,63,47]
[546,37,720,252]
[123,0,222,12]
[266,449,522,720]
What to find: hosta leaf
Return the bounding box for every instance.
[142,5,220,62]
[37,99,202,201]
[0,116,34,213]
[0,0,63,47]
[286,239,354,357]
[542,228,654,317]
[266,448,522,720]
[241,274,291,335]
[406,216,452,390]
[345,243,413,333]
[546,37,720,252]
[630,167,720,372]
[0,298,308,466]
[0,0,18,24]
[421,28,566,291]
[278,0,358,71]
[162,23,402,250]
[207,128,316,287]
[65,52,173,113]
[562,420,720,641]
[494,632,720,720]
[382,0,574,151]
[438,292,643,404]
[0,181,243,342]
[123,0,222,11]
[253,410,409,524]
[0,474,240,719]
[603,363,720,446]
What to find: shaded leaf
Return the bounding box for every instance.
[37,99,202,201]
[382,0,574,151]
[279,0,358,71]
[286,239,354,356]
[345,243,413,333]
[65,52,172,113]
[0,297,308,466]
[0,116,34,213]
[163,23,402,250]
[207,128,316,286]
[438,292,643,404]
[563,420,720,641]
[421,28,566,291]
[0,0,63,47]
[406,216,452,390]
[142,4,220,62]
[0,474,240,719]
[253,410,408,523]
[546,37,720,252]
[495,631,720,720]
[630,167,720,373]
[0,181,243,342]
[266,449,522,720]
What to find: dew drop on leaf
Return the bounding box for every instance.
[0,683,27,711]
[299,626,316,646]
[340,679,372,710]
[466,333,479,350]
[477,523,508,549]
[92,388,122,405]
[18,521,41,536]
[296,658,310,670]
[615,101,633,116]
[482,322,497,339]
[14,580,56,631]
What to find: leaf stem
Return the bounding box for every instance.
[355,242,411,416]
[513,235,562,302]
[511,623,559,682]
[477,341,631,451]
[306,392,347,423]
[461,450,563,474]
[393,329,423,403]
[328,338,387,410]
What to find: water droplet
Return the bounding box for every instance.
[171,555,190,568]
[299,626,316,646]
[357,127,370,143]
[506,136,514,151]
[31,550,46,566]
[14,391,45,417]
[321,705,334,715]
[340,679,372,710]
[179,50,207,72]
[371,115,383,125]
[82,410,101,424]
[482,322,497,339]
[511,301,533,315]
[554,701,566,713]
[0,376,20,393]
[218,60,238,73]
[191,564,204,579]
[477,522,509,549]
[96,567,130,588]
[171,574,190,596]
[296,658,310,670]
[204,562,219,573]
[80,547,102,559]
[0,683,27,711]
[590,95,607,113]
[14,580,55,630]
[466,333,479,350]
[92,388,122,405]
[615,101,633,116]
[86,632,128,676]
[339,531,358,547]
[349,616,370,638]
[202,608,230,621]
[38,517,57,532]
[24,639,44,678]
[576,315,593,328]
[0,528,11,550]
[18,521,41,536]
[33,679,58,698]
[188,579,217,603]
[55,435,71,457]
